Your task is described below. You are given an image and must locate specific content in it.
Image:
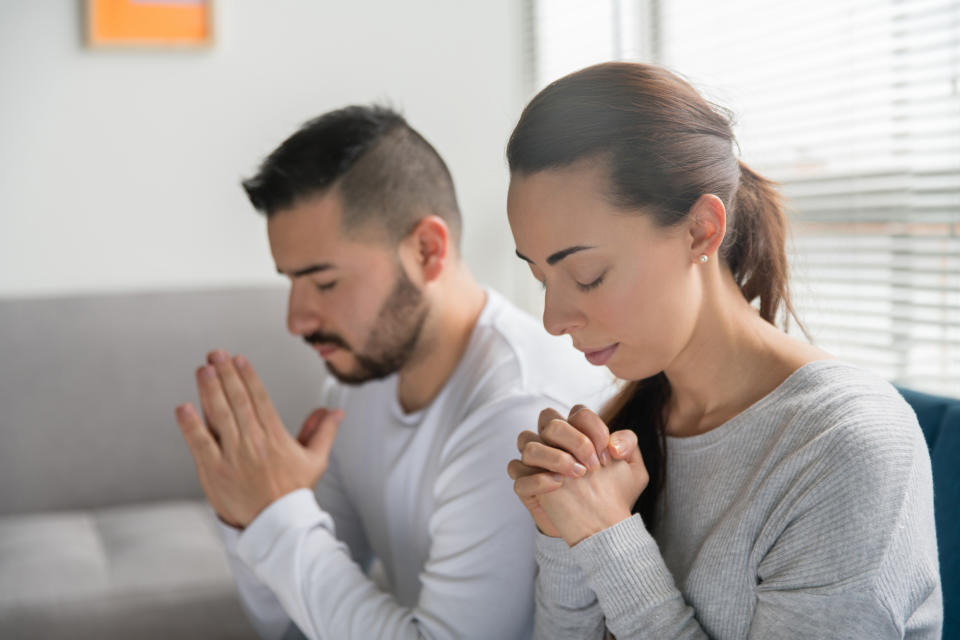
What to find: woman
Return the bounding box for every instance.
[505,62,941,639]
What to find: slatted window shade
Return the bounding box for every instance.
[529,0,960,397]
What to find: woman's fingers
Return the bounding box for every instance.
[540,416,602,471]
[608,428,640,462]
[507,458,542,480]
[521,441,587,478]
[513,470,564,498]
[537,407,565,434]
[567,405,611,465]
[609,428,650,491]
[514,428,585,478]
[508,458,564,495]
[517,429,542,452]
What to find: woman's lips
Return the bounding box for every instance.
[583,343,619,366]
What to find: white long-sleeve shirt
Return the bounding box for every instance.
[218,289,614,639]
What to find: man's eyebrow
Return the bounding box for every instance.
[514,246,595,266]
[277,263,336,278]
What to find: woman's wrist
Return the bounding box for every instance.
[562,508,634,547]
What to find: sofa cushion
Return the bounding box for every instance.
[897,386,960,640]
[0,287,326,515]
[933,404,960,639]
[0,500,257,639]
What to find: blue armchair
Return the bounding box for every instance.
[898,387,960,639]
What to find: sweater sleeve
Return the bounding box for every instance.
[533,531,607,640]
[549,399,941,639]
[231,397,540,640]
[747,409,942,639]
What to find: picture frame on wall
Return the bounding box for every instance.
[85,0,214,49]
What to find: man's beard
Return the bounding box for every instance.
[303,265,428,385]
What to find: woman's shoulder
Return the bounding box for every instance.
[774,359,912,417]
[758,359,924,466]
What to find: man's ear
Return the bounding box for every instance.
[403,215,450,284]
[688,194,726,262]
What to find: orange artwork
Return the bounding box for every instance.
[86,0,213,48]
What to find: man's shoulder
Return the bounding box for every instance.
[458,290,615,413]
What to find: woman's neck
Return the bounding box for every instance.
[662,276,830,438]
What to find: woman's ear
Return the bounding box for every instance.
[688,194,727,263]
[403,215,450,284]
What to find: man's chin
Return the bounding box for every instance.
[324,361,388,386]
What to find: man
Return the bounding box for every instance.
[174,105,611,639]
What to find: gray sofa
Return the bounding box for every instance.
[0,287,328,639]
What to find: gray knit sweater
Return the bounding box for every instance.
[535,361,942,639]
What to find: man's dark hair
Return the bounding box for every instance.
[242,105,462,247]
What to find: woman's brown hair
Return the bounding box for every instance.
[507,62,797,527]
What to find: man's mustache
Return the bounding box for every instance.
[303,331,350,350]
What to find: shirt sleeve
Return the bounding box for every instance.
[232,397,541,640]
[542,412,941,639]
[217,518,292,640]
[216,454,369,640]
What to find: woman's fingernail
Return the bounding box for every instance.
[233,355,248,368]
[600,450,610,465]
[572,462,587,477]
[200,365,215,378]
[551,473,564,483]
[588,453,601,470]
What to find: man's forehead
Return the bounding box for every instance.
[268,209,394,277]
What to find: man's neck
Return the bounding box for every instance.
[395,269,487,414]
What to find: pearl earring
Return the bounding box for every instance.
[699,254,709,264]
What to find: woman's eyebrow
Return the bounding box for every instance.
[515,245,596,266]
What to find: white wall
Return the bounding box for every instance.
[0,0,540,309]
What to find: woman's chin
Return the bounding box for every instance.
[606,358,663,382]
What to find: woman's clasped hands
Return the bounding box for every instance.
[507,405,650,546]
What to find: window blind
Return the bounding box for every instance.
[529,0,960,397]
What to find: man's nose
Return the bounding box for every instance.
[286,279,320,336]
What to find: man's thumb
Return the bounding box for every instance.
[298,408,328,446]
[303,408,345,457]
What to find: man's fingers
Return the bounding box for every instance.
[608,428,641,463]
[196,364,240,448]
[232,354,285,438]
[175,403,221,466]
[207,349,260,436]
[567,405,611,465]
[540,417,602,471]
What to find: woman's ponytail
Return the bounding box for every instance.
[724,161,793,325]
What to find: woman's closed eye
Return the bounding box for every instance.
[576,271,607,292]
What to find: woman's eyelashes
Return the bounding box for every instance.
[533,271,607,292]
[576,271,607,292]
